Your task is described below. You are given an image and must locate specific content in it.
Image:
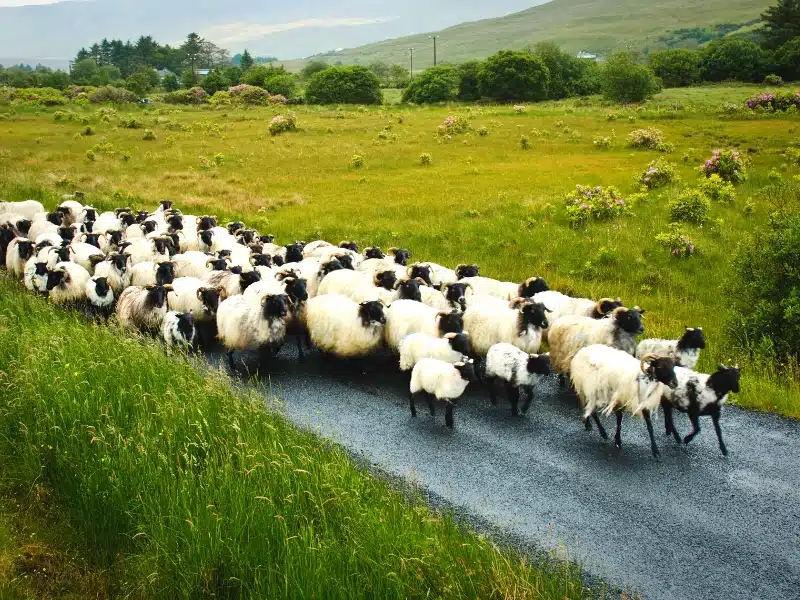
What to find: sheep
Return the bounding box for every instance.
[384,300,464,352]
[0,224,18,268]
[203,266,260,297]
[305,294,387,358]
[78,232,103,249]
[317,268,396,302]
[125,220,158,240]
[363,247,384,260]
[216,293,290,369]
[0,213,32,236]
[547,306,646,376]
[86,276,115,318]
[93,253,131,295]
[99,230,126,255]
[116,284,172,332]
[484,344,551,416]
[46,262,91,306]
[411,261,458,287]
[172,252,217,279]
[570,345,678,457]
[160,311,198,351]
[27,211,64,241]
[461,276,549,301]
[94,210,132,234]
[23,256,50,293]
[420,282,471,312]
[302,240,333,257]
[167,277,225,322]
[455,264,479,279]
[462,297,549,356]
[661,365,740,456]
[533,291,623,333]
[0,200,45,221]
[130,261,176,287]
[124,236,171,266]
[636,327,706,370]
[409,358,477,429]
[68,241,105,274]
[5,237,35,278]
[37,242,71,269]
[399,332,471,372]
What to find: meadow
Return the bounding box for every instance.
[1,83,799,417]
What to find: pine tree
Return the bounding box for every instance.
[241,49,254,71]
[761,0,800,48]
[181,33,203,86]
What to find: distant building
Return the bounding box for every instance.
[576,51,597,60]
[196,69,210,77]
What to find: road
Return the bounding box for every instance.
[211,343,800,600]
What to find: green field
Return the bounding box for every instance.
[277,0,773,72]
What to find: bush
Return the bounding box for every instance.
[593,134,613,149]
[700,149,747,183]
[200,69,231,95]
[727,210,800,361]
[636,158,680,189]
[306,66,383,105]
[262,67,297,98]
[648,49,702,88]
[227,84,287,106]
[89,86,137,104]
[402,66,459,103]
[120,117,143,129]
[656,223,697,257]
[745,91,800,111]
[142,129,156,141]
[764,74,785,86]
[436,114,469,137]
[698,174,736,203]
[602,51,661,103]
[420,153,432,166]
[701,38,766,82]
[669,189,710,224]
[564,184,628,226]
[6,87,67,106]
[162,73,180,92]
[350,153,365,169]
[162,87,208,105]
[268,113,297,136]
[477,50,550,102]
[627,127,671,152]
[534,41,590,99]
[774,37,800,81]
[457,61,482,101]
[209,90,232,106]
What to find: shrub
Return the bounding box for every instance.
[745,91,800,111]
[593,134,613,149]
[774,37,800,81]
[656,223,697,257]
[669,189,710,224]
[520,135,531,150]
[700,149,747,183]
[162,87,208,105]
[601,51,661,103]
[478,126,488,137]
[457,60,482,101]
[268,113,297,136]
[648,49,702,88]
[200,69,231,95]
[162,73,180,92]
[210,90,232,106]
[636,158,680,189]
[420,153,432,166]
[401,66,459,103]
[350,154,365,169]
[698,174,736,203]
[142,129,157,141]
[534,41,590,99]
[81,125,95,136]
[306,66,383,105]
[120,117,142,129]
[764,74,785,86]
[262,67,297,98]
[89,86,137,104]
[437,114,469,137]
[627,128,672,152]
[701,38,766,82]
[786,147,800,166]
[477,50,550,101]
[564,184,628,226]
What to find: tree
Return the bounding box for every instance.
[534,42,587,99]
[135,36,157,67]
[775,37,800,80]
[761,0,800,48]
[305,66,383,105]
[93,64,122,86]
[223,66,243,86]
[125,70,154,96]
[301,60,329,81]
[239,50,254,71]
[180,69,197,89]
[261,65,296,97]
[389,63,410,88]
[401,65,459,103]
[477,50,550,101]
[368,60,390,85]
[41,70,71,90]
[456,61,481,100]
[701,38,766,82]
[181,32,203,86]
[71,58,98,85]
[201,69,230,95]
[162,73,180,91]
[648,48,702,88]
[601,51,661,102]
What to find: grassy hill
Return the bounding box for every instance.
[279,0,773,71]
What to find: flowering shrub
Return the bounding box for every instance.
[593,134,613,149]
[636,158,680,189]
[228,84,288,106]
[513,105,526,113]
[745,92,775,109]
[478,126,488,137]
[764,74,784,86]
[88,86,136,104]
[119,117,142,129]
[785,147,800,166]
[420,153,432,165]
[520,135,531,150]
[163,87,208,105]
[437,115,469,136]
[669,189,710,224]
[142,129,157,141]
[655,223,696,258]
[627,128,672,152]
[209,91,232,106]
[744,91,800,111]
[564,185,628,226]
[700,149,747,183]
[198,155,212,170]
[698,174,736,203]
[268,112,297,136]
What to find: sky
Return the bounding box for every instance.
[0,1,67,6]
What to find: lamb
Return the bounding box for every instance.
[484,344,551,416]
[305,294,387,358]
[399,332,471,372]
[547,306,645,376]
[461,276,549,301]
[462,297,549,356]
[636,327,706,370]
[23,256,50,293]
[216,293,290,370]
[0,200,45,221]
[661,365,740,456]
[93,253,131,295]
[160,311,198,351]
[124,236,171,266]
[68,241,105,274]
[116,284,172,332]
[533,291,623,332]
[5,237,35,278]
[409,358,477,429]
[203,266,260,297]
[45,262,91,306]
[86,276,115,318]
[383,300,464,352]
[130,261,176,287]
[570,345,678,457]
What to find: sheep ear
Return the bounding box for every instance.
[415,277,427,286]
[686,326,693,331]
[163,285,174,292]
[153,262,160,271]
[196,289,204,301]
[217,286,228,300]
[444,333,456,339]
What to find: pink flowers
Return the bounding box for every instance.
[700,149,747,183]
[565,185,628,226]
[438,115,469,136]
[744,91,800,111]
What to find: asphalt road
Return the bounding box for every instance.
[211,343,800,600]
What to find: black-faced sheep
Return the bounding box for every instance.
[484,344,551,416]
[409,358,477,428]
[93,252,131,295]
[116,284,172,332]
[636,327,706,370]
[216,293,291,369]
[161,311,198,351]
[384,300,464,352]
[399,332,470,371]
[86,276,115,318]
[305,294,387,358]
[462,297,549,356]
[46,262,91,306]
[130,261,176,287]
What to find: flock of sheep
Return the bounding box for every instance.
[0,195,741,458]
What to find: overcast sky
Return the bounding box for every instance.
[0,1,67,6]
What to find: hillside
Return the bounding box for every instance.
[279,0,773,71]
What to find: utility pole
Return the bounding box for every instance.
[429,35,438,66]
[409,47,414,80]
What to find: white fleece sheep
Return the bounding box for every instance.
[383,300,464,352]
[172,252,216,279]
[23,256,49,293]
[216,293,290,366]
[462,297,549,356]
[68,241,105,274]
[0,200,44,221]
[203,267,261,297]
[86,276,115,315]
[116,285,172,331]
[124,237,170,266]
[484,344,551,416]
[636,327,706,370]
[399,332,470,371]
[130,261,176,288]
[570,344,678,457]
[167,277,225,323]
[93,253,131,295]
[6,237,35,278]
[305,294,387,358]
[409,358,476,428]
[46,262,91,305]
[547,306,645,375]
[533,291,622,332]
[461,276,549,301]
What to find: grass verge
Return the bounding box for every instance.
[0,276,585,599]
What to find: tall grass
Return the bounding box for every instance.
[0,278,585,599]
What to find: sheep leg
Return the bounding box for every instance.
[591,413,608,440]
[711,409,728,456]
[445,404,454,429]
[226,350,236,372]
[520,385,533,414]
[614,410,624,449]
[642,409,660,458]
[426,394,436,416]
[584,417,592,432]
[507,383,520,417]
[409,391,417,417]
[683,411,701,445]
[662,400,682,443]
[486,376,498,405]
[295,333,304,360]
